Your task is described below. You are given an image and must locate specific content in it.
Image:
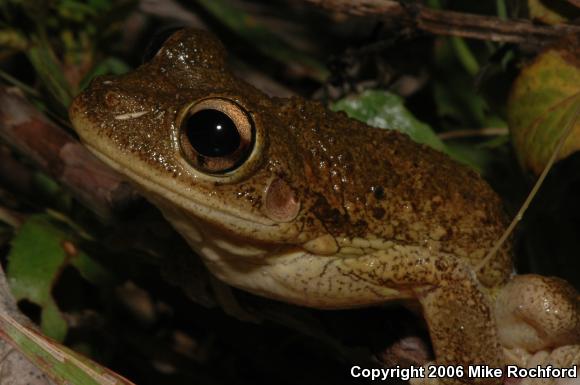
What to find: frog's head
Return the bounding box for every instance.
[70,29,511,298]
[69,29,331,256]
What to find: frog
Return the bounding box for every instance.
[69,29,580,383]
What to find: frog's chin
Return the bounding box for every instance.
[157,197,408,308]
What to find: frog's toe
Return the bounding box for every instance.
[504,345,580,385]
[495,275,580,353]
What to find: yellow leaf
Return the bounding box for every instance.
[528,0,571,24]
[508,39,580,175]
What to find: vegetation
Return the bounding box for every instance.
[0,1,578,384]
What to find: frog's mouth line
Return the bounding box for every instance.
[81,141,282,236]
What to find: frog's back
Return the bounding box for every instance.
[275,99,512,287]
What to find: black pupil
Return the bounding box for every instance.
[185,109,241,157]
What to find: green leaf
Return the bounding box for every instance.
[332,90,446,152]
[527,0,580,25]
[7,215,70,341]
[79,57,130,92]
[26,36,72,108]
[450,36,479,76]
[432,38,491,128]
[32,172,73,212]
[0,312,136,384]
[0,28,28,50]
[57,1,98,21]
[7,214,113,341]
[71,251,114,286]
[508,43,580,175]
[444,142,500,175]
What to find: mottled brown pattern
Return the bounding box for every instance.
[73,30,580,383]
[69,29,512,287]
[495,275,580,352]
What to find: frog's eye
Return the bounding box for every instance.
[179,99,254,174]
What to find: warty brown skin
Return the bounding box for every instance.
[69,29,580,384]
[69,29,512,285]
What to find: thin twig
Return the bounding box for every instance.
[0,87,139,219]
[476,100,580,273]
[0,206,23,228]
[304,0,580,48]
[438,127,509,140]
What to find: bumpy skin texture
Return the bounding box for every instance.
[69,29,538,383]
[69,29,512,285]
[496,275,580,352]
